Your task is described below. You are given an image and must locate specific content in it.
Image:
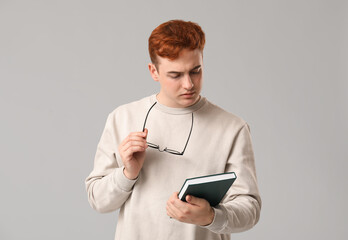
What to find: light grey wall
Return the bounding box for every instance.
[1,0,347,239]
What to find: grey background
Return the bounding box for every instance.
[1,0,347,239]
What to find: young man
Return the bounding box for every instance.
[85,20,261,240]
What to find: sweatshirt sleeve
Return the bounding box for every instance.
[85,113,137,213]
[203,123,261,233]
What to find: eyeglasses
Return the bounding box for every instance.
[142,102,194,155]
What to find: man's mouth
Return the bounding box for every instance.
[181,92,195,96]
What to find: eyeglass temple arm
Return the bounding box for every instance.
[142,102,157,132]
[181,112,194,154]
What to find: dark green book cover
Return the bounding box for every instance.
[178,172,237,207]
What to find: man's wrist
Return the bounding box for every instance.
[201,207,215,226]
[123,168,138,180]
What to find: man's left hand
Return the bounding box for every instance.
[166,192,215,226]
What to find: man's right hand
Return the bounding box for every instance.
[118,129,148,180]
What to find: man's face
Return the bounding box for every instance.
[148,49,203,108]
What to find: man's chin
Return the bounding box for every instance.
[178,95,200,107]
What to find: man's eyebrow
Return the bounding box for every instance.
[166,65,201,74]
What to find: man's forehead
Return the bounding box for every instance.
[157,50,203,72]
[161,62,201,72]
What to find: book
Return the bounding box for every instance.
[178,172,237,207]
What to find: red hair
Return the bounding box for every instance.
[148,20,205,67]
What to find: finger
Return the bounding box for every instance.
[166,200,183,220]
[122,139,147,151]
[186,195,206,206]
[129,131,147,138]
[167,192,181,213]
[122,134,147,148]
[120,131,147,148]
[172,192,179,199]
[126,135,148,144]
[166,203,176,218]
[143,128,148,139]
[167,199,191,223]
[122,138,148,150]
[121,134,144,146]
[121,139,148,151]
[124,145,146,157]
[171,195,189,210]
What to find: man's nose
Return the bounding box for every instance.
[182,74,194,90]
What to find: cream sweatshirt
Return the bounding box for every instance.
[85,94,261,240]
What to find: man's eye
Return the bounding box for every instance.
[190,71,200,75]
[171,75,180,79]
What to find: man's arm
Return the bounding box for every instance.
[166,123,261,233]
[203,123,261,233]
[85,113,148,213]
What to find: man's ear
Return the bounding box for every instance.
[148,63,159,82]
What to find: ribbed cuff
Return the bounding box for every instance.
[201,205,227,233]
[114,167,138,192]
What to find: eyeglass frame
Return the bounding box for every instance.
[142,102,194,155]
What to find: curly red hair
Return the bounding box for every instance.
[148,20,205,68]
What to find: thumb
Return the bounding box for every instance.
[186,195,205,206]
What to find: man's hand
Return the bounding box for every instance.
[118,129,148,180]
[166,192,215,226]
